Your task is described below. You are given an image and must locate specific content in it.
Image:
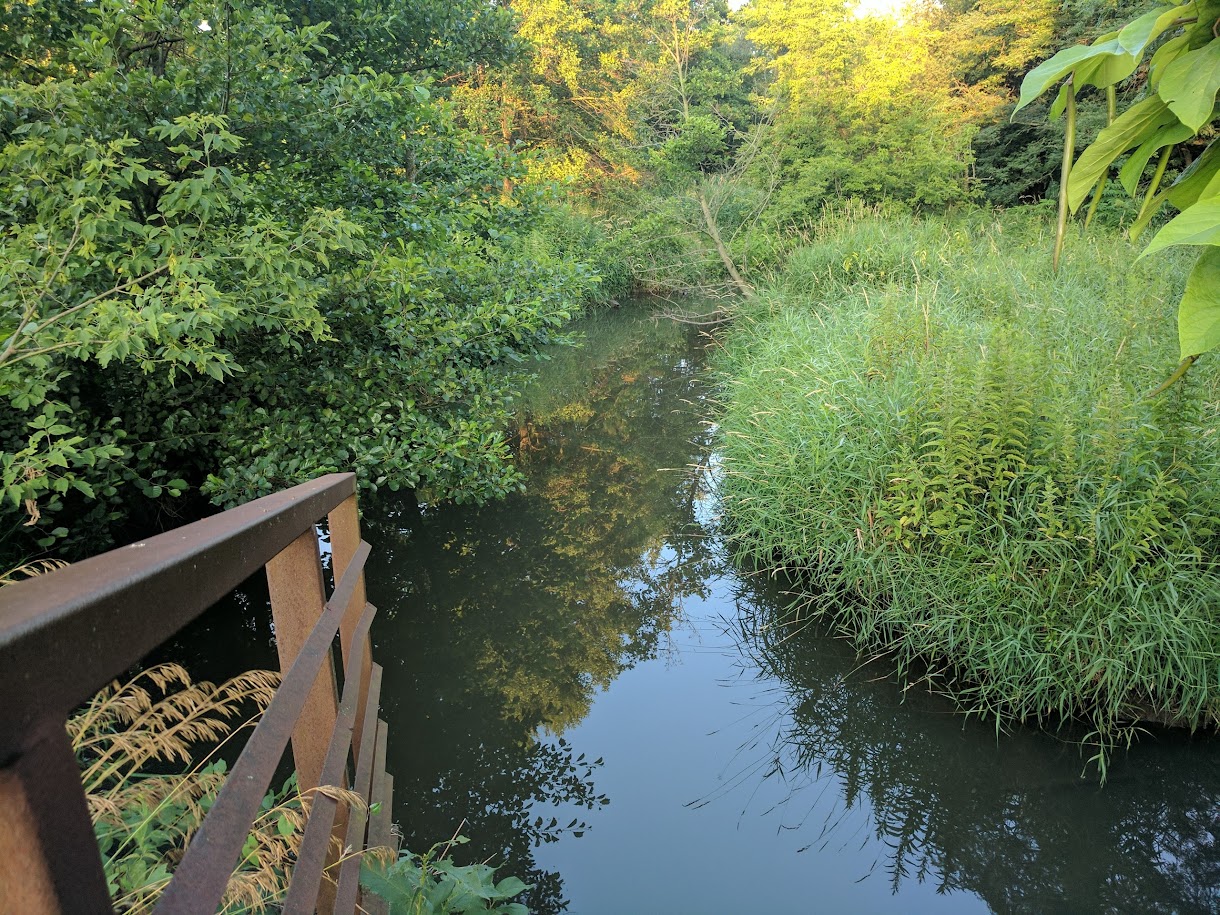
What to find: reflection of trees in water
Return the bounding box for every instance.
[363,305,721,913]
[729,577,1220,913]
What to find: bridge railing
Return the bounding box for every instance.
[0,472,394,914]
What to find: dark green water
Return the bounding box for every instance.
[359,302,1220,914]
[169,301,1220,913]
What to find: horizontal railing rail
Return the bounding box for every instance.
[0,472,395,915]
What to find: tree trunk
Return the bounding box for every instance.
[698,191,752,297]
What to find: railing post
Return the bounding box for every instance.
[265,529,338,792]
[0,473,371,914]
[0,722,111,915]
[328,494,373,762]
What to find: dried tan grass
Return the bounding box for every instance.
[71,663,368,913]
[72,663,280,792]
[0,557,69,586]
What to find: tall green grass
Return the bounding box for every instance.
[715,206,1220,773]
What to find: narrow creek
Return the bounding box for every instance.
[172,300,1220,913]
[360,300,1220,914]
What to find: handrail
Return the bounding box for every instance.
[0,474,356,751]
[283,605,380,913]
[0,473,396,915]
[155,543,373,914]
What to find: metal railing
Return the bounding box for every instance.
[0,473,394,914]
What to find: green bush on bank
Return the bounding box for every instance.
[592,179,795,298]
[715,207,1220,771]
[512,201,632,305]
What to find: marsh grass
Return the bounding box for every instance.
[73,663,364,912]
[715,207,1220,773]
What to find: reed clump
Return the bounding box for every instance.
[715,207,1220,773]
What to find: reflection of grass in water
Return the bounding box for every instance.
[728,575,1220,913]
[516,301,693,422]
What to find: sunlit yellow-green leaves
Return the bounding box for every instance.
[1019,0,1220,363]
[1179,247,1220,356]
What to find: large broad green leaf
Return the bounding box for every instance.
[1179,247,1220,357]
[360,859,420,909]
[1074,29,1141,91]
[1067,95,1178,212]
[1150,34,1189,88]
[1076,48,1140,91]
[1142,200,1220,257]
[1118,5,1189,55]
[1016,9,1179,114]
[1159,40,1220,131]
[1118,121,1194,195]
[493,877,528,898]
[1167,138,1220,209]
[1014,38,1127,113]
[1195,168,1220,203]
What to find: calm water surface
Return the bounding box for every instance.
[164,300,1220,913]
[358,302,1220,914]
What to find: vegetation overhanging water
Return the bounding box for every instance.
[353,301,1220,914]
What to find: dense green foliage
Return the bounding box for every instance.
[446,1,1158,297]
[8,0,1220,781]
[1016,0,1220,363]
[8,0,1190,568]
[715,207,1220,768]
[0,0,591,564]
[361,838,529,915]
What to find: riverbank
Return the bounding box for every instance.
[713,206,1220,771]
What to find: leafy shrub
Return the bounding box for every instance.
[361,836,530,914]
[0,0,591,566]
[715,209,1220,773]
[511,202,631,305]
[595,178,793,296]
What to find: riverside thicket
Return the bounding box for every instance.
[714,207,1220,770]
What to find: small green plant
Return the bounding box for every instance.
[360,834,530,915]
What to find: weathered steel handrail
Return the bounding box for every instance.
[0,472,395,915]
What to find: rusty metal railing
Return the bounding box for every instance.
[0,473,395,914]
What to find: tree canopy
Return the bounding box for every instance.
[5,0,1216,566]
[0,0,591,564]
